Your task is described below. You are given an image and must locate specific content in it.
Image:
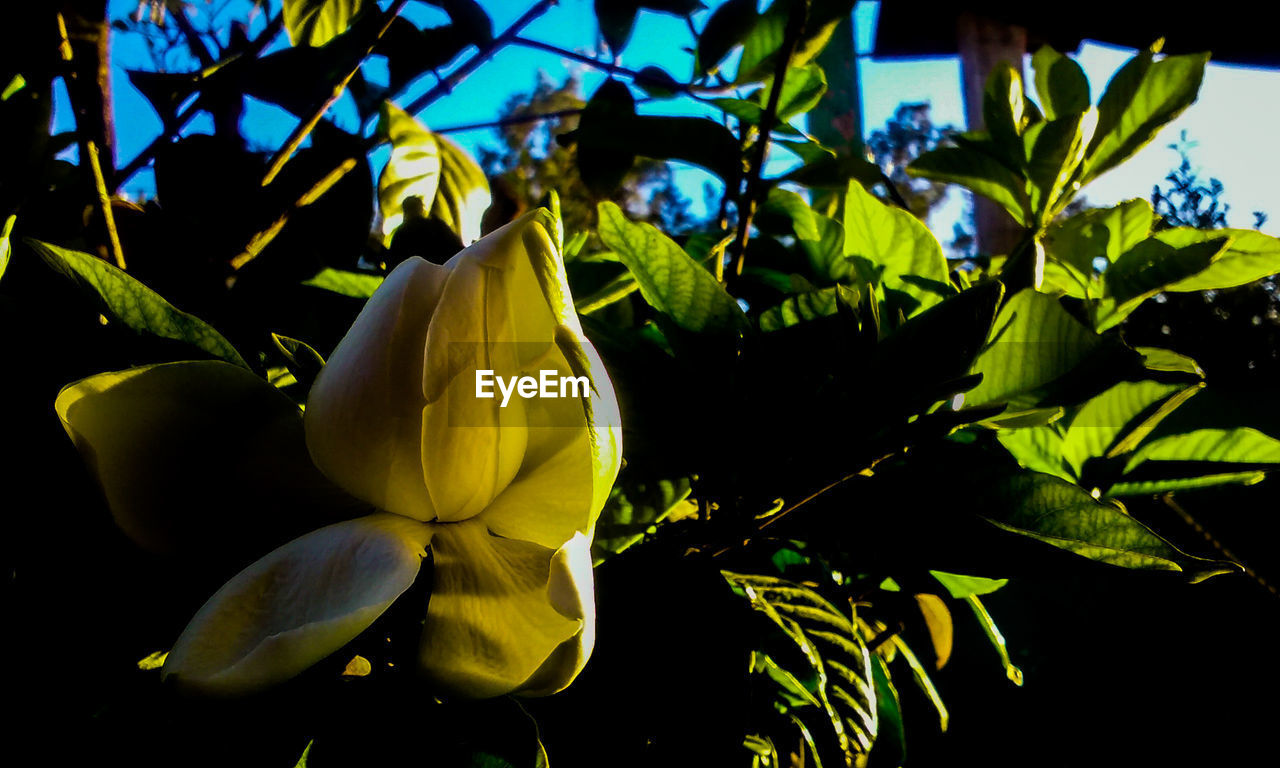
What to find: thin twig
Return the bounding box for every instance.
[1162,493,1278,599]
[731,0,807,277]
[86,140,126,269]
[261,0,410,187]
[164,0,216,68]
[403,0,558,115]
[231,157,359,271]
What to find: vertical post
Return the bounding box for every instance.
[956,12,1025,256]
[810,13,863,160]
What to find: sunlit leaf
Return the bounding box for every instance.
[0,214,13,282]
[964,595,1023,686]
[1154,227,1280,292]
[29,240,249,368]
[1082,47,1208,184]
[1031,46,1090,120]
[377,102,441,242]
[981,471,1238,581]
[429,132,491,245]
[283,0,366,47]
[843,179,949,316]
[929,571,1008,600]
[597,201,748,333]
[592,476,696,563]
[1095,236,1230,331]
[303,267,384,298]
[908,147,1029,227]
[913,594,952,670]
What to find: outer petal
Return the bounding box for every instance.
[418,519,586,698]
[55,360,361,557]
[515,532,597,697]
[417,213,564,521]
[163,514,431,696]
[305,257,449,521]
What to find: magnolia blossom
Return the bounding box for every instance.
[56,210,621,697]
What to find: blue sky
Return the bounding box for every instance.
[85,1,1280,234]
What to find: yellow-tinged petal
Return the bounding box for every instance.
[418,519,587,698]
[163,513,431,696]
[55,360,360,556]
[515,532,597,696]
[306,257,449,521]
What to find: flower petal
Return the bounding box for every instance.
[55,360,361,556]
[306,257,449,521]
[163,514,431,695]
[516,532,597,697]
[418,519,588,698]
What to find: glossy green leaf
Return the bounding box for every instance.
[843,179,949,315]
[982,62,1029,171]
[1094,236,1230,331]
[272,333,326,392]
[1060,380,1201,476]
[1138,346,1203,378]
[0,214,13,282]
[759,286,855,331]
[1128,427,1280,469]
[799,213,852,282]
[964,595,1023,686]
[29,240,248,368]
[908,147,1029,226]
[766,64,828,122]
[303,267,384,298]
[929,571,1009,599]
[597,201,748,333]
[1107,471,1267,497]
[377,101,440,242]
[1083,48,1208,184]
[760,187,819,240]
[981,471,1237,581]
[1154,227,1280,292]
[283,0,366,47]
[996,425,1071,480]
[1031,46,1090,120]
[1024,111,1094,220]
[963,289,1101,408]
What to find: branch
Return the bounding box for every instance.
[731,0,807,278]
[402,0,558,115]
[260,0,411,187]
[114,11,285,190]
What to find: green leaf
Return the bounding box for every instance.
[929,571,1008,599]
[996,425,1073,481]
[697,0,759,75]
[759,285,855,331]
[982,62,1029,171]
[1060,380,1202,478]
[294,741,313,768]
[963,595,1023,686]
[1031,46,1090,120]
[1083,48,1208,184]
[1154,227,1280,292]
[29,240,248,368]
[1095,236,1230,331]
[843,179,949,316]
[429,132,491,245]
[597,201,748,333]
[1128,428,1280,468]
[1138,346,1203,378]
[592,476,696,563]
[282,0,366,47]
[303,267,384,298]
[377,101,440,243]
[1107,471,1266,497]
[0,214,14,282]
[981,471,1237,581]
[963,289,1102,408]
[137,650,169,671]
[595,0,638,53]
[907,147,1029,227]
[766,64,828,122]
[1023,111,1093,220]
[760,187,819,240]
[799,213,851,282]
[271,333,327,392]
[1042,198,1153,297]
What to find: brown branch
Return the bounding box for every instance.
[58,2,117,183]
[731,0,807,278]
[164,0,216,67]
[231,157,359,271]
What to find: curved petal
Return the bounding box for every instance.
[418,519,586,698]
[55,360,362,556]
[163,514,431,696]
[305,257,449,521]
[515,532,597,697]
